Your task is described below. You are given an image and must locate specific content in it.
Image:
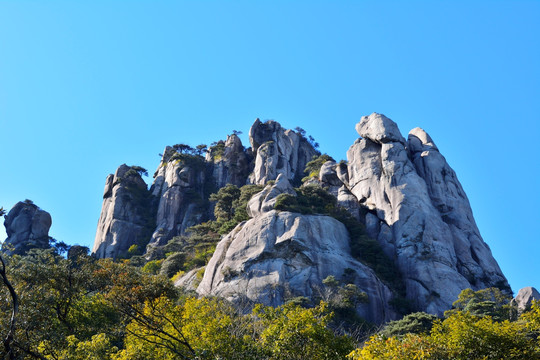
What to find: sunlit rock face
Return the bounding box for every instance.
[3,201,52,255]
[92,114,510,321]
[248,119,319,185]
[197,210,397,324]
[344,113,508,314]
[512,287,540,314]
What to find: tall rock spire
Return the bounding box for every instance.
[93,164,154,259]
[345,113,509,314]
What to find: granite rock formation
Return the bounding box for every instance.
[206,134,252,189]
[2,201,52,255]
[248,119,319,185]
[92,114,510,321]
[344,113,508,314]
[512,286,540,314]
[93,164,153,258]
[197,210,396,323]
[147,149,210,251]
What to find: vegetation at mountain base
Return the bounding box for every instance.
[0,246,539,359]
[0,248,359,359]
[351,288,540,360]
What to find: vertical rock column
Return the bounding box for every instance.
[346,113,509,314]
[93,164,154,259]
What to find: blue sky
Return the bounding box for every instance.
[1,1,538,294]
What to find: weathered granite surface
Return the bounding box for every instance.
[197,210,396,323]
[93,164,153,259]
[3,201,52,255]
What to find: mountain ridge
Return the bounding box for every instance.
[89,113,510,322]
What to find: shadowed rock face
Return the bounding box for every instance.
[3,201,52,255]
[207,134,252,189]
[93,164,153,259]
[147,149,210,251]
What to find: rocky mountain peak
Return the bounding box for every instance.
[91,114,510,321]
[248,118,319,185]
[408,127,438,152]
[355,112,407,145]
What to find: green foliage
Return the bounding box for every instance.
[275,184,337,215]
[446,287,514,321]
[0,249,175,359]
[40,333,119,360]
[208,183,263,232]
[381,312,438,337]
[168,152,206,171]
[302,154,335,182]
[127,245,140,256]
[232,184,264,222]
[3,247,537,360]
[255,301,355,359]
[351,289,540,360]
[124,166,148,178]
[141,259,162,275]
[159,252,185,278]
[208,140,226,160]
[210,184,241,222]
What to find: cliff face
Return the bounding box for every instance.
[147,148,210,252]
[3,201,52,255]
[248,119,319,185]
[91,114,509,320]
[92,164,154,259]
[345,114,507,314]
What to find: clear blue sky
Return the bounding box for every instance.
[1,1,538,294]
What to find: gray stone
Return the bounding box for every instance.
[365,212,381,239]
[3,201,52,255]
[355,113,407,145]
[319,161,342,186]
[407,127,507,292]
[247,174,296,218]
[207,134,252,188]
[174,267,204,291]
[93,164,153,259]
[336,186,361,220]
[512,287,540,314]
[147,153,208,251]
[197,210,397,323]
[248,119,318,185]
[346,114,509,315]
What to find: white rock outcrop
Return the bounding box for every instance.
[197,210,396,323]
[512,286,540,314]
[207,134,252,189]
[148,149,208,249]
[345,113,508,314]
[248,119,319,185]
[247,174,296,218]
